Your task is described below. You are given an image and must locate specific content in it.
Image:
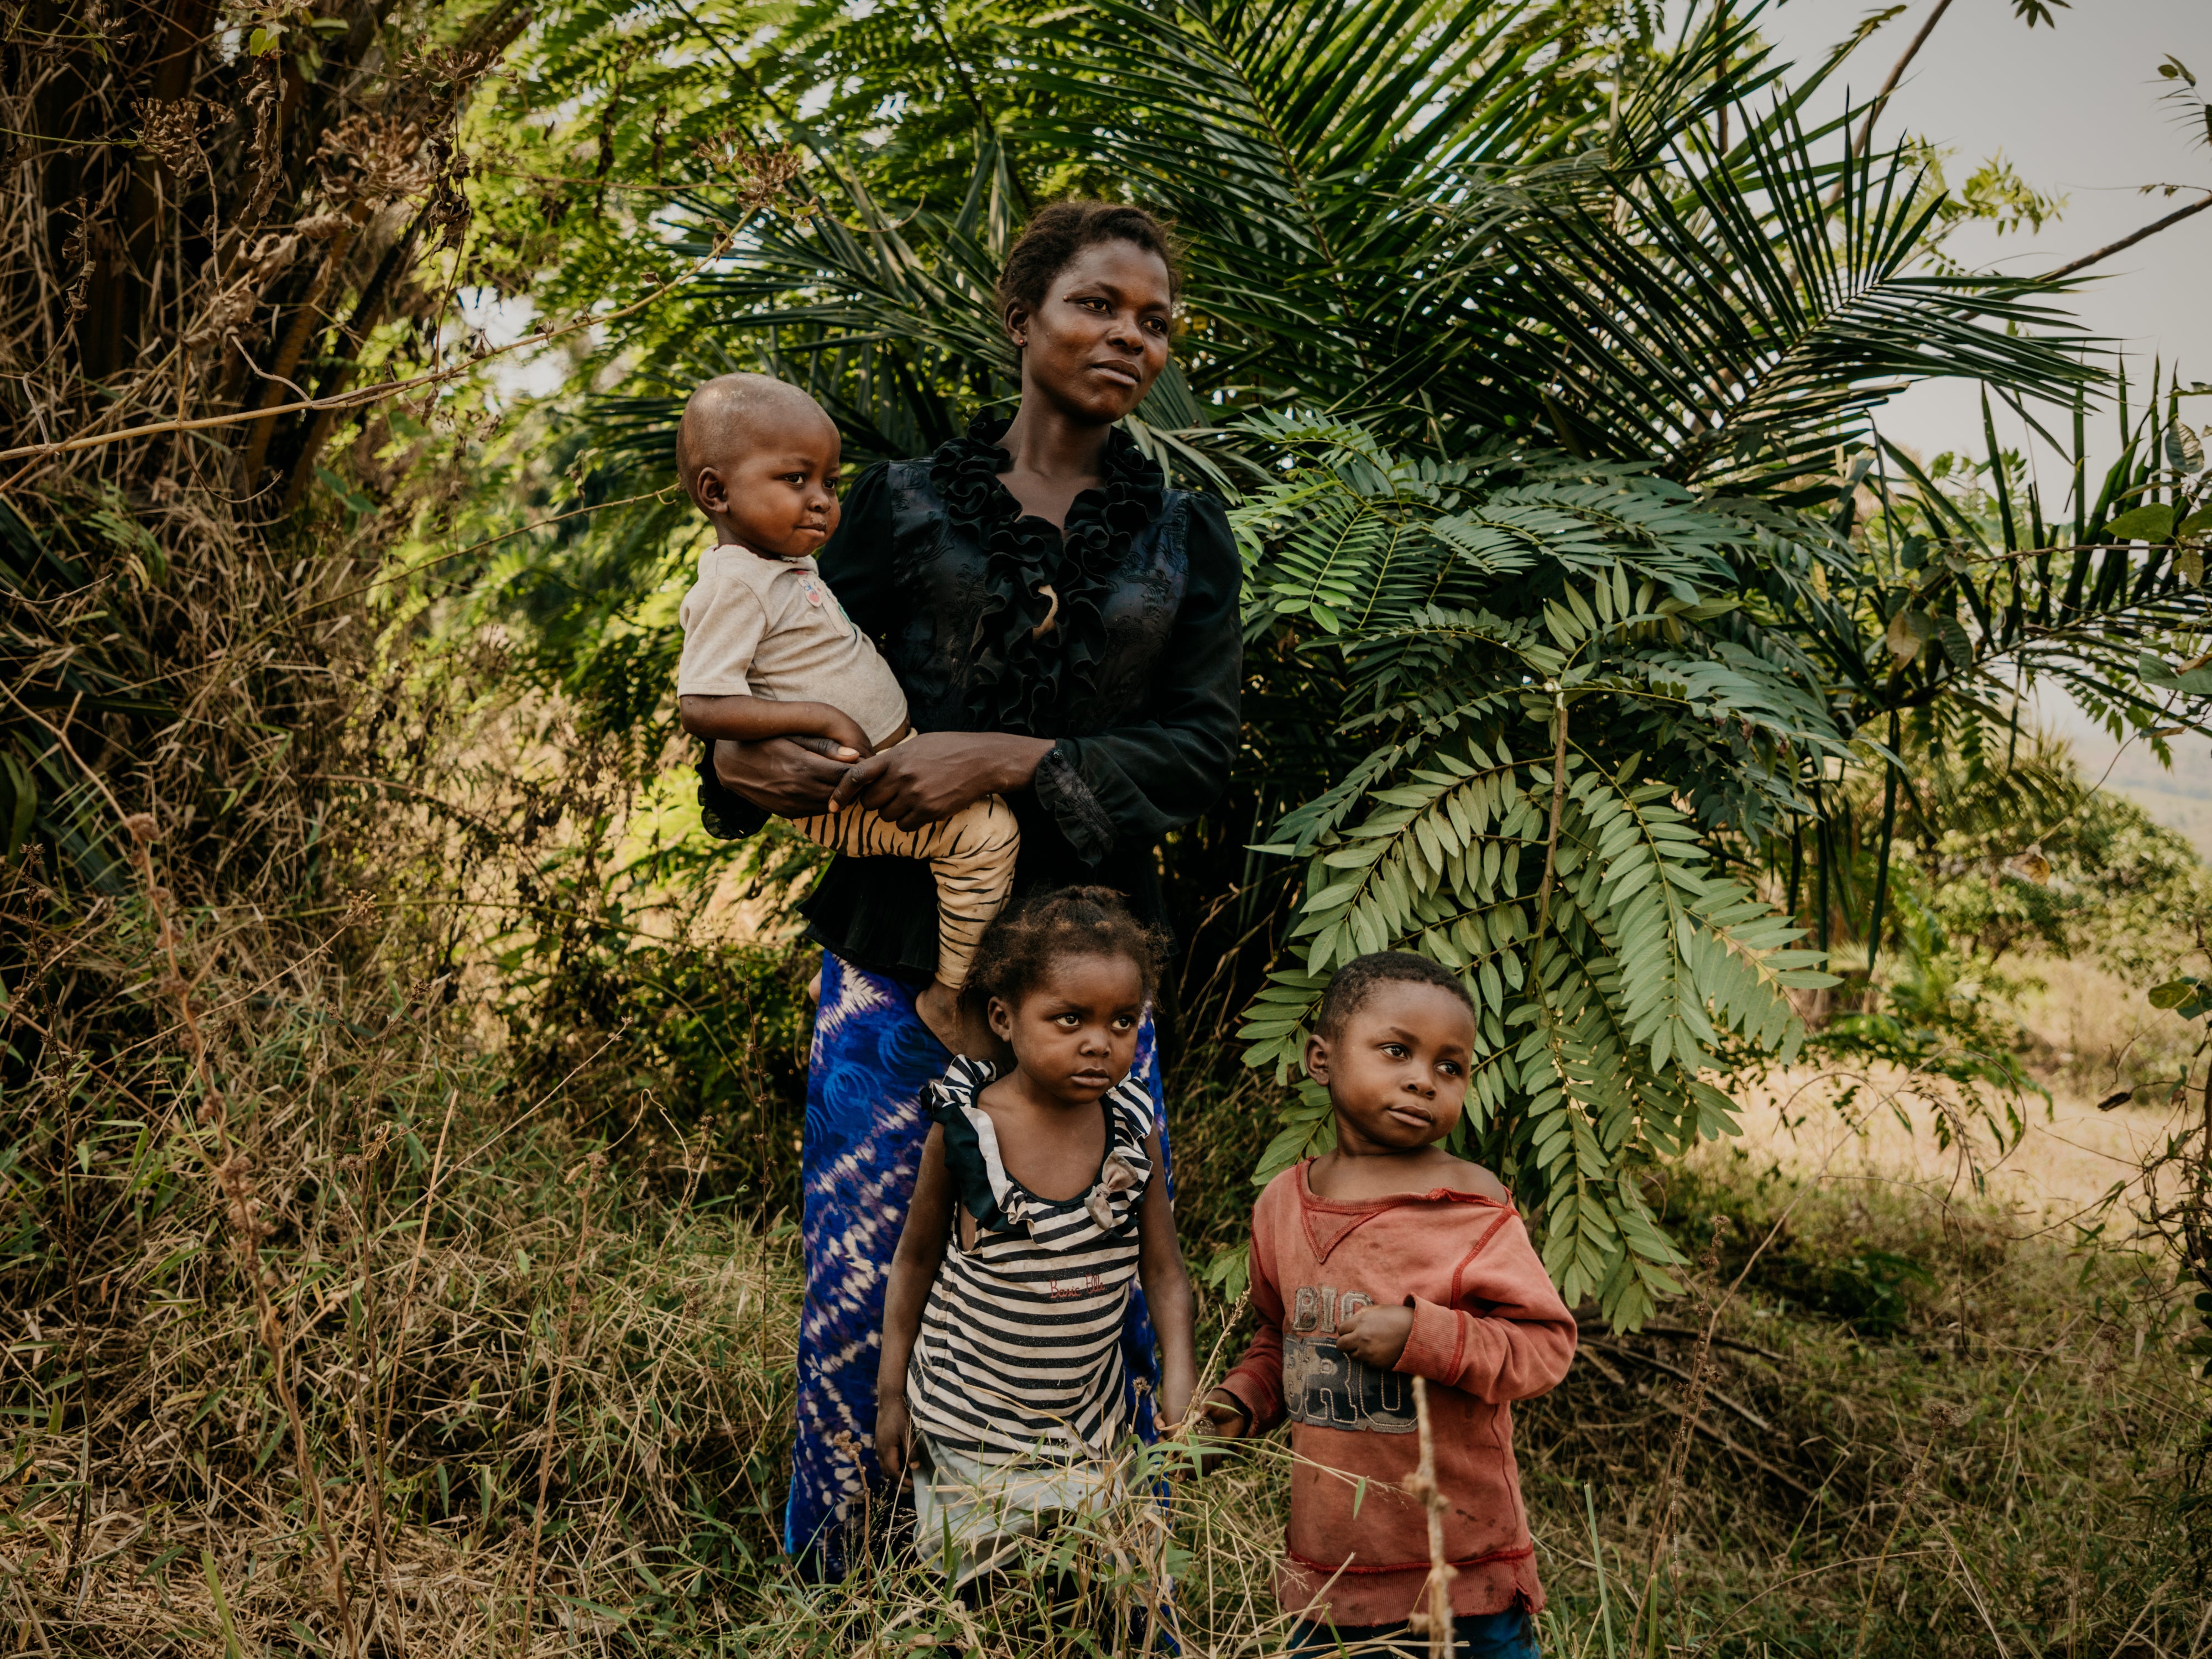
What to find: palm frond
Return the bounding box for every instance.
[1438,104,2097,484]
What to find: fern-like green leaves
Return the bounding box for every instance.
[1236,419,1841,1325]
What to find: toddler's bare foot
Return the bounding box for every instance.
[916,980,981,1056]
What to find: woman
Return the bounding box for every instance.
[698,201,1242,1577]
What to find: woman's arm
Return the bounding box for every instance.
[1030,496,1243,862]
[1135,1128,1197,1431]
[828,496,1243,836]
[875,1126,953,1484]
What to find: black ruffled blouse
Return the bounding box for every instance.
[696,417,1243,980]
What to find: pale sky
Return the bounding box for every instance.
[1755,1,2212,834]
[1756,0,2212,473]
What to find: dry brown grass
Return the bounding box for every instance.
[2008,952,2207,1098]
[1715,1066,2189,1224]
[1520,1139,2207,1656]
[3,777,2207,1657]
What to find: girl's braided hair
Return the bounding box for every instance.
[995,200,1183,320]
[967,884,1168,1012]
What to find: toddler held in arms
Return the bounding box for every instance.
[1197,951,1577,1659]
[877,887,1196,1610]
[674,373,1018,1052]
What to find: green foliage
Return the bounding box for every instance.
[1781,701,2208,979]
[442,0,2208,1337]
[1830,375,2211,747]
[1653,1165,1944,1337]
[1231,417,1839,1324]
[1758,371,2212,997]
[1913,145,2069,241]
[1928,784,2208,973]
[499,923,818,1211]
[1806,884,2048,1159]
[2156,53,2212,155]
[491,0,2116,718]
[2151,976,2212,1021]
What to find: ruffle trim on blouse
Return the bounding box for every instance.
[924,415,1165,736]
[925,1056,1155,1245]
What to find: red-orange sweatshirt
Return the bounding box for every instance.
[1216,1162,1577,1626]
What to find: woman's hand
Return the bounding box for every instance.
[875,1392,912,1486]
[711,735,853,818]
[829,731,1055,829]
[1337,1302,1415,1369]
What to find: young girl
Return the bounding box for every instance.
[875,885,1197,1585]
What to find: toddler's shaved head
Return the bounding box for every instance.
[676,374,836,498]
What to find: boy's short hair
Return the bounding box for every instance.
[675,373,832,497]
[1315,951,1476,1037]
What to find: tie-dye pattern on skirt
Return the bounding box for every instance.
[782,950,1168,1577]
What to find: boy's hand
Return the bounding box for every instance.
[1337,1303,1415,1369]
[1194,1390,1250,1439]
[1188,1390,1250,1476]
[875,1394,911,1485]
[819,708,874,766]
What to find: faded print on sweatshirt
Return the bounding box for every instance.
[1282,1284,1416,1434]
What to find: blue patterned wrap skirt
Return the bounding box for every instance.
[783,950,1170,1577]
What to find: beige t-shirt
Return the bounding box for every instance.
[676,544,909,748]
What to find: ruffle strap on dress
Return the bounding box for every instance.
[924,1057,1155,1246]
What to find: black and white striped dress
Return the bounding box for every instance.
[906,1056,1155,1464]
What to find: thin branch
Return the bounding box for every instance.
[0,214,753,470]
[1405,1376,1456,1657]
[1853,0,1955,159]
[1533,690,1570,936]
[1820,0,1956,211]
[2041,192,2212,282]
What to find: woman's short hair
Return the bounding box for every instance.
[966,884,1168,1012]
[995,200,1182,320]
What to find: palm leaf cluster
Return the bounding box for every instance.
[1230,416,1836,1319]
[1761,370,2212,974]
[1016,0,2094,481]
[524,0,2094,482]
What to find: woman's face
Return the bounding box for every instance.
[1006,239,1174,425]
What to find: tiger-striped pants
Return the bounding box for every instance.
[790,794,1019,988]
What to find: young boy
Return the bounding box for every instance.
[674,373,1018,1052]
[1199,951,1577,1658]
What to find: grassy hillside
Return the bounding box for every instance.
[2041,701,2212,862]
